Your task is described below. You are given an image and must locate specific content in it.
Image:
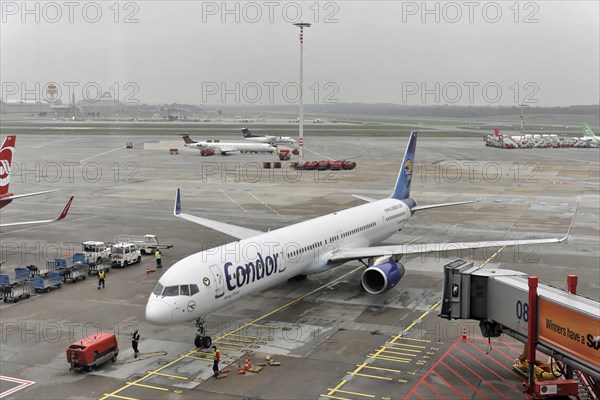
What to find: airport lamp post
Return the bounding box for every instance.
[294,22,311,169]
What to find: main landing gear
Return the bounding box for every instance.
[194,316,212,348]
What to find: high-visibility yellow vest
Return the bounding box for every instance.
[155,251,161,259]
[98,271,105,279]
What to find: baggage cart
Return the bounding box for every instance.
[0,267,30,286]
[33,271,63,292]
[1,280,34,303]
[60,263,89,283]
[87,262,111,276]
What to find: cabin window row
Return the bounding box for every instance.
[286,241,323,259]
[386,213,404,222]
[341,221,377,238]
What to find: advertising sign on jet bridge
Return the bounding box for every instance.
[538,298,600,370]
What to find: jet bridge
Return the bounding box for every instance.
[440,260,600,381]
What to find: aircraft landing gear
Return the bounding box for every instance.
[194,316,212,348]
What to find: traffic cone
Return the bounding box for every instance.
[146,266,154,275]
[461,328,468,341]
[244,354,252,370]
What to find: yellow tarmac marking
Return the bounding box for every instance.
[478,246,506,269]
[125,382,169,392]
[148,371,189,380]
[321,395,352,400]
[215,341,245,347]
[330,388,376,398]
[387,343,425,349]
[347,371,392,381]
[102,265,366,400]
[369,354,411,363]
[392,337,430,342]
[360,365,402,373]
[248,323,280,329]
[218,337,253,343]
[182,354,211,361]
[380,349,419,357]
[102,394,138,400]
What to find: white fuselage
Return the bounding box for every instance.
[244,136,296,145]
[146,198,411,325]
[185,141,276,153]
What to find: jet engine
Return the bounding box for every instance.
[361,260,405,295]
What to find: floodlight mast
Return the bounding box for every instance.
[293,22,311,168]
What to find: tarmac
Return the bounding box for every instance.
[0,132,598,399]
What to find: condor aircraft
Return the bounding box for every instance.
[181,134,276,155]
[241,128,296,146]
[146,132,567,348]
[0,135,74,227]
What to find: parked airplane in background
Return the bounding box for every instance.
[0,135,74,227]
[581,123,599,144]
[241,128,296,146]
[181,134,276,155]
[146,132,568,348]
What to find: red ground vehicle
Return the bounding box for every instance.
[317,160,330,170]
[341,160,357,170]
[67,332,119,372]
[200,148,215,156]
[329,161,342,170]
[303,161,317,170]
[278,149,291,160]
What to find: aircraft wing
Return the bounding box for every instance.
[0,196,74,227]
[352,195,377,203]
[174,189,263,240]
[213,145,237,154]
[2,188,61,201]
[327,235,567,264]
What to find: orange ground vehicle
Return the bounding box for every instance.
[67,332,119,372]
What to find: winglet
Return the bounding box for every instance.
[55,196,74,221]
[391,132,417,200]
[174,188,182,216]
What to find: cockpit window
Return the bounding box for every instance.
[153,283,164,296]
[180,285,190,296]
[163,285,179,297]
[190,284,199,295]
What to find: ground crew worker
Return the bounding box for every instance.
[131,329,140,358]
[155,249,162,268]
[212,345,220,377]
[97,269,106,289]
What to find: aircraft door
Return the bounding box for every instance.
[209,265,224,298]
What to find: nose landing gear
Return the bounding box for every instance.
[194,316,212,348]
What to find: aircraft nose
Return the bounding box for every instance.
[145,299,173,325]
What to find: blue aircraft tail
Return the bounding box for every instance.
[390,132,417,200]
[241,128,255,138]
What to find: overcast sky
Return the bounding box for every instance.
[2,1,599,107]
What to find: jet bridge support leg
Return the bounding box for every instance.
[527,276,538,393]
[566,275,578,380]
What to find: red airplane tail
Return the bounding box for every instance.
[493,128,500,138]
[0,135,16,197]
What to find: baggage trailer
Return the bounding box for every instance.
[67,332,119,372]
[60,262,89,283]
[33,271,63,292]
[1,280,34,303]
[87,262,111,276]
[0,267,30,285]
